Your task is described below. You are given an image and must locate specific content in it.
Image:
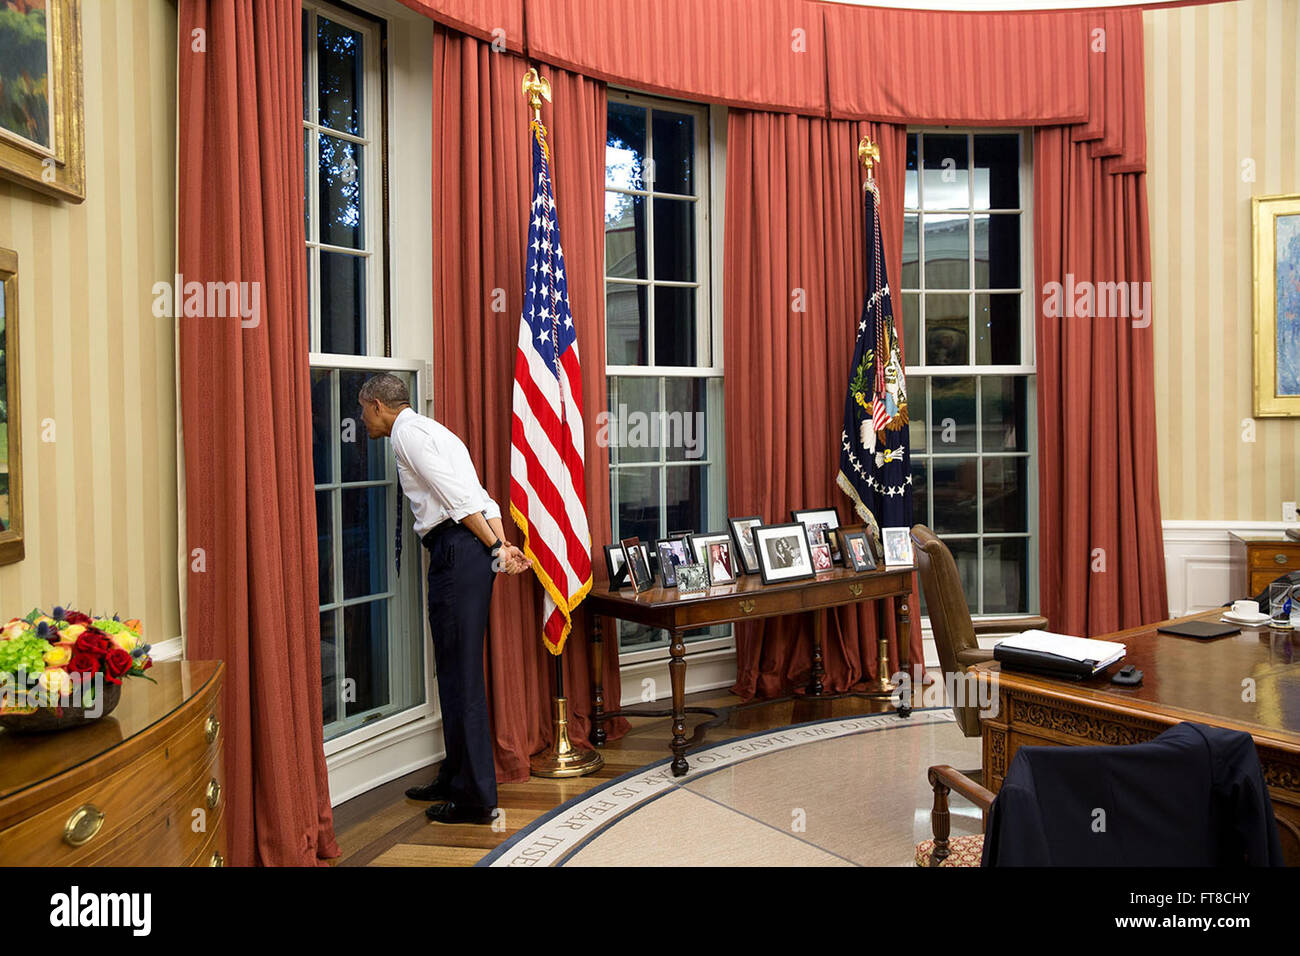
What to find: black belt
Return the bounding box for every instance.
[421,520,464,549]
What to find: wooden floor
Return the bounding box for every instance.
[331,687,902,866]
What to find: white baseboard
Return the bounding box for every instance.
[1161,519,1298,616]
[150,636,183,662]
[325,712,445,806]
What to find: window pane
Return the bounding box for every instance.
[946,537,980,611]
[342,599,390,716]
[303,10,310,120]
[655,285,697,367]
[974,213,1019,289]
[606,102,646,191]
[341,486,389,600]
[317,16,363,136]
[982,457,1027,533]
[902,214,919,288]
[606,282,647,365]
[321,610,338,724]
[904,134,918,208]
[304,133,311,238]
[319,135,363,249]
[901,293,920,365]
[653,198,695,282]
[664,377,707,462]
[925,293,970,366]
[338,369,390,481]
[923,214,968,290]
[605,193,647,280]
[320,251,365,354]
[931,376,976,452]
[911,457,930,528]
[974,134,1019,210]
[931,460,978,534]
[984,538,1027,613]
[317,490,334,606]
[607,376,658,464]
[666,464,707,537]
[311,368,332,483]
[651,110,694,195]
[613,467,662,543]
[907,375,928,453]
[975,293,1021,365]
[922,133,969,209]
[981,376,1028,452]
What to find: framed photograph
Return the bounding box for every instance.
[668,529,694,539]
[810,542,833,573]
[621,536,655,593]
[0,0,85,202]
[728,516,763,575]
[843,531,875,572]
[753,522,815,585]
[655,537,691,588]
[0,248,23,565]
[881,527,914,567]
[703,540,736,585]
[687,531,730,565]
[676,563,709,594]
[1253,193,1300,416]
[792,508,842,563]
[605,541,651,590]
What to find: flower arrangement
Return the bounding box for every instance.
[0,606,153,725]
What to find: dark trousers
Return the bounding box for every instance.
[423,521,497,809]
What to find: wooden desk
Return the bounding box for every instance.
[588,565,914,775]
[972,612,1300,864]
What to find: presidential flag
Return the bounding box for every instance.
[836,175,912,541]
[509,117,593,655]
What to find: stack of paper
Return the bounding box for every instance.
[994,629,1127,677]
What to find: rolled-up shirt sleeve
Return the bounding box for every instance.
[394,422,499,524]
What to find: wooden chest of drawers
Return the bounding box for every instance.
[1231,532,1300,599]
[0,660,225,866]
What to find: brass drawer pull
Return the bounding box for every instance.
[848,583,864,597]
[64,804,105,847]
[205,714,221,744]
[1275,553,1290,565]
[206,778,221,810]
[738,599,756,614]
[209,851,224,867]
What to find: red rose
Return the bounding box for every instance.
[69,652,100,676]
[104,648,133,683]
[75,630,112,657]
[64,611,93,626]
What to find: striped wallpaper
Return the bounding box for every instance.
[1145,0,1300,520]
[0,0,179,638]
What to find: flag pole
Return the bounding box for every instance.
[519,67,603,778]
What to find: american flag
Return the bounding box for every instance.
[509,119,593,656]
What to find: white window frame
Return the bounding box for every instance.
[903,127,1039,618]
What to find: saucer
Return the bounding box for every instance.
[1222,610,1272,626]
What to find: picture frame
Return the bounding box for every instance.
[621,536,655,593]
[753,522,815,585]
[605,541,651,590]
[703,539,736,585]
[842,531,875,572]
[792,507,842,564]
[0,247,23,565]
[1252,193,1300,416]
[881,527,914,567]
[0,0,85,202]
[810,542,833,573]
[655,537,691,588]
[728,515,763,575]
[676,563,709,594]
[668,529,694,540]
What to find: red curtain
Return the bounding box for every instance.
[177,0,339,866]
[723,111,924,696]
[396,0,525,50]
[431,28,629,783]
[1034,127,1168,637]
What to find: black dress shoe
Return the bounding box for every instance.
[425,801,498,825]
[405,779,453,801]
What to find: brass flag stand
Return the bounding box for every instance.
[519,66,603,778]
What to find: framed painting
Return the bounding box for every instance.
[1253,193,1300,416]
[0,247,24,565]
[0,0,84,202]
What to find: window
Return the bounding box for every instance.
[604,91,726,652]
[901,131,1038,617]
[304,1,425,742]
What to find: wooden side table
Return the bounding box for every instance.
[1230,531,1300,601]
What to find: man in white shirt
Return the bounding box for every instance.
[359,373,530,825]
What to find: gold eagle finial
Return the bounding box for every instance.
[522,68,551,121]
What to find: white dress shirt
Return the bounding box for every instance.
[390,407,501,537]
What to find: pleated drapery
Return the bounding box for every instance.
[177,0,340,866]
[431,28,629,782]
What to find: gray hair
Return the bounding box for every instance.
[359,373,410,409]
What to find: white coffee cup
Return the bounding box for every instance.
[1232,599,1260,617]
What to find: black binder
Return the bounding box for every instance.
[992,645,1116,681]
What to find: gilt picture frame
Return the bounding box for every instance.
[1252,193,1300,416]
[0,0,85,202]
[0,247,24,565]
